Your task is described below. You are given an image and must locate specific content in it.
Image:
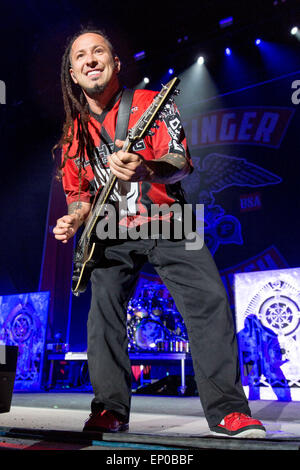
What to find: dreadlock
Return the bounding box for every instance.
[52,26,116,200]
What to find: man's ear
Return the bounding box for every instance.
[114,56,121,73]
[69,68,78,84]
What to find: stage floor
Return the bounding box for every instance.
[0,393,300,451]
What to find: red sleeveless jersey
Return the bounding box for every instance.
[61,88,192,226]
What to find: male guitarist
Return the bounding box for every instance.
[53,27,266,438]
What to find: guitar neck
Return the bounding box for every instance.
[77,77,180,245]
[79,171,117,243]
[81,129,144,240]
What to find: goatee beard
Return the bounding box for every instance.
[84,82,107,97]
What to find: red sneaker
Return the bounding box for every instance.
[83,409,129,433]
[210,412,266,438]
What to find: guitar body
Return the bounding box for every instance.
[72,239,105,295]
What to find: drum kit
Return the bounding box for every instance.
[127,284,190,353]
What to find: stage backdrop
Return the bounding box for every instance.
[0,291,50,391]
[234,268,300,401]
[179,71,300,307]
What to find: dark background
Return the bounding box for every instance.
[1,0,300,348]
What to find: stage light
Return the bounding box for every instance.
[134,51,146,61]
[177,60,218,108]
[219,16,233,29]
[168,68,174,75]
[291,26,298,35]
[255,39,261,45]
[177,36,188,44]
[143,77,150,84]
[225,47,232,56]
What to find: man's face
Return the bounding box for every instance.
[69,33,120,97]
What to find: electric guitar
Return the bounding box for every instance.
[71,77,180,296]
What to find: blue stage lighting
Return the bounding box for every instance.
[255,38,261,45]
[225,47,231,56]
[134,51,146,61]
[219,16,233,29]
[168,68,174,75]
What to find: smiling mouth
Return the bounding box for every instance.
[86,70,102,77]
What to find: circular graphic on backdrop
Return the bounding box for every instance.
[258,295,300,336]
[11,310,34,342]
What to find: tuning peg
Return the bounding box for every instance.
[173,88,180,95]
[152,123,160,129]
[146,130,155,136]
[128,129,135,141]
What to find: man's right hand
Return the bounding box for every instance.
[53,213,81,244]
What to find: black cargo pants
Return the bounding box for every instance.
[86,236,251,428]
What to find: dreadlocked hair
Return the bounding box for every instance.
[52,26,116,200]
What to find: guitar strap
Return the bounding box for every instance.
[88,87,134,187]
[112,87,135,152]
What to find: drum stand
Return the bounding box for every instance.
[178,357,187,395]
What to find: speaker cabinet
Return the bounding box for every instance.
[0,345,18,413]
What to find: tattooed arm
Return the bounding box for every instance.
[144,152,191,184]
[53,201,91,244]
[67,201,91,223]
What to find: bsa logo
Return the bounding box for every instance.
[240,192,262,213]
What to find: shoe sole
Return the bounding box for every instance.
[210,427,266,439]
[83,424,129,433]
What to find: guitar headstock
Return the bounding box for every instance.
[126,77,180,145]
